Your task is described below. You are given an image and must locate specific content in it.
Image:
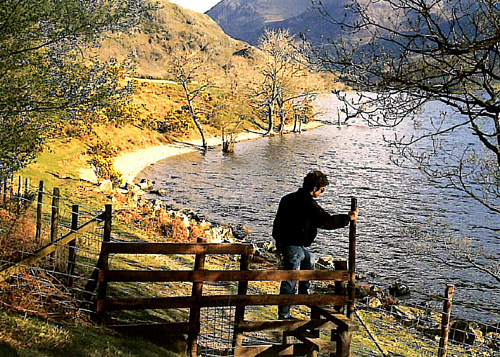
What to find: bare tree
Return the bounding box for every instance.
[168,50,212,150]
[249,28,315,135]
[307,0,500,282]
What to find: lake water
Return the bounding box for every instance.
[137,94,499,323]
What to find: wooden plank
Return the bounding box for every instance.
[99,269,350,283]
[234,343,316,357]
[0,218,100,283]
[309,306,360,332]
[108,322,190,335]
[301,337,336,354]
[237,319,337,333]
[98,294,349,312]
[101,242,253,256]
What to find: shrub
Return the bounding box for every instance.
[88,155,123,187]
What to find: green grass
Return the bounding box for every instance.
[0,309,183,357]
[19,139,88,196]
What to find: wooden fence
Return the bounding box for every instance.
[97,241,359,357]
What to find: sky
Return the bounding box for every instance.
[169,0,221,13]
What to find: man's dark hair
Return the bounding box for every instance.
[303,170,329,191]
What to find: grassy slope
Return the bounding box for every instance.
[0,309,183,357]
[97,0,250,80]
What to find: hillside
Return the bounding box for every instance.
[97,0,252,79]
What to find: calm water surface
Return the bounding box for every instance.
[137,95,499,323]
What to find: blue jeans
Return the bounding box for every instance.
[277,245,315,319]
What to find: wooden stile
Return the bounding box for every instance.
[95,198,359,356]
[97,242,358,357]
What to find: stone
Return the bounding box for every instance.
[139,178,153,190]
[368,297,382,309]
[99,179,113,192]
[232,224,251,240]
[394,305,416,321]
[151,188,167,197]
[389,282,410,297]
[486,332,500,350]
[125,182,141,193]
[450,321,484,346]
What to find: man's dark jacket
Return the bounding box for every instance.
[272,188,350,247]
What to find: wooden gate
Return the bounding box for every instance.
[97,240,358,356]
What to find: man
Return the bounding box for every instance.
[272,170,358,320]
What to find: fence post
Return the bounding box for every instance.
[50,187,60,258]
[17,176,22,210]
[83,204,112,303]
[2,178,6,205]
[438,285,454,357]
[97,207,112,323]
[188,237,207,357]
[35,181,44,243]
[337,197,357,357]
[67,204,79,286]
[347,197,357,319]
[103,204,112,243]
[233,247,251,349]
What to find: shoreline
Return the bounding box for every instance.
[78,121,324,184]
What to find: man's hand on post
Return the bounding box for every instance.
[348,209,358,221]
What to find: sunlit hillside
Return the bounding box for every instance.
[97,0,252,79]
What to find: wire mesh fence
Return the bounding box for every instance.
[0,176,105,318]
[1,176,499,356]
[350,284,500,357]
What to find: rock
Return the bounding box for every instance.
[232,224,251,240]
[252,241,279,265]
[394,305,416,321]
[368,297,382,309]
[125,182,141,193]
[317,256,336,270]
[317,256,347,270]
[450,321,484,345]
[355,284,371,299]
[389,282,410,297]
[99,179,113,192]
[151,188,167,197]
[139,178,153,190]
[486,332,500,350]
[116,188,129,195]
[153,200,163,210]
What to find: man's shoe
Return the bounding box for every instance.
[278,315,299,321]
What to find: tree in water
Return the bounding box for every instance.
[249,28,315,136]
[168,50,213,151]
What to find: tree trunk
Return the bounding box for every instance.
[182,82,207,150]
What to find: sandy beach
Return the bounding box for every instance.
[78,121,323,184]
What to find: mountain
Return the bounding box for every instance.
[96,0,252,79]
[206,0,314,45]
[207,0,398,46]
